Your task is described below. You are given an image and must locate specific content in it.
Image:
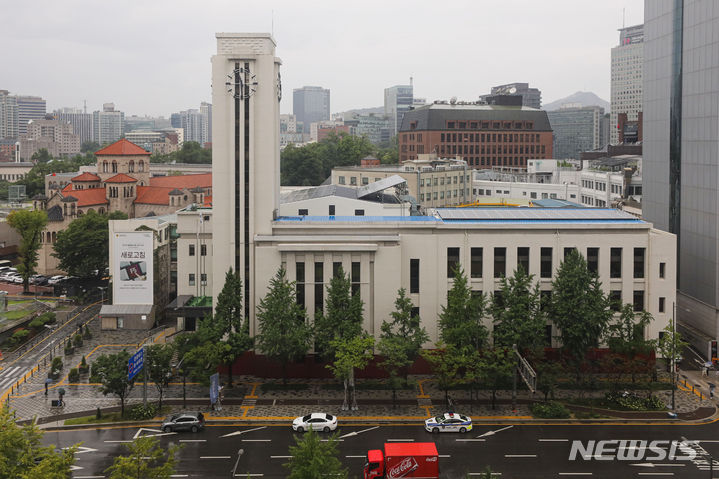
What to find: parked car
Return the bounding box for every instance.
[11,274,24,284]
[292,412,338,433]
[30,275,48,285]
[424,412,473,433]
[161,412,205,433]
[47,275,67,285]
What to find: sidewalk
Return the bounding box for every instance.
[7,317,717,426]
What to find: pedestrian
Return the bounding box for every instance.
[44,381,48,396]
[703,367,708,377]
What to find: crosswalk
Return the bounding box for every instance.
[0,365,25,392]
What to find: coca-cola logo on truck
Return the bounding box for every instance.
[387,457,419,479]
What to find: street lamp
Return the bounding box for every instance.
[671,302,692,411]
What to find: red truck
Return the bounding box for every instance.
[363,442,439,479]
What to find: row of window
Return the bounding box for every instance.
[101,160,145,174]
[107,186,134,198]
[445,121,535,130]
[420,175,467,186]
[437,246,654,281]
[295,261,361,310]
[188,273,207,286]
[297,207,364,216]
[419,189,467,201]
[438,144,546,155]
[441,132,541,143]
[188,244,208,256]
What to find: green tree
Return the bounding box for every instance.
[31,149,51,163]
[535,360,562,401]
[421,344,465,404]
[256,267,313,384]
[283,429,347,479]
[213,269,252,387]
[0,406,77,479]
[314,266,364,361]
[105,436,180,479]
[377,288,428,405]
[145,344,174,410]
[53,210,113,277]
[151,142,211,164]
[479,348,514,409]
[327,334,374,410]
[91,350,135,417]
[656,317,688,372]
[439,266,488,351]
[7,209,47,293]
[81,141,100,153]
[550,250,612,381]
[490,267,546,352]
[607,304,654,357]
[15,154,97,197]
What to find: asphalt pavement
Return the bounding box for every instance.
[42,421,719,479]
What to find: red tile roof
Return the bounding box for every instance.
[66,188,108,207]
[105,173,138,183]
[135,186,172,205]
[62,183,73,192]
[95,139,150,156]
[203,195,212,207]
[72,172,101,182]
[149,173,211,189]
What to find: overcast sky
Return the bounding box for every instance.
[2,0,643,117]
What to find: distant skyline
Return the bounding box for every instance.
[1,0,643,118]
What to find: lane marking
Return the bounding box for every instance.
[241,439,271,442]
[220,426,267,438]
[558,474,592,477]
[234,474,263,477]
[539,438,569,442]
[468,473,501,476]
[637,474,673,476]
[270,455,293,459]
[104,440,133,443]
[200,456,231,459]
[338,426,379,438]
[477,425,514,438]
[179,439,206,443]
[504,454,537,458]
[346,455,365,458]
[439,454,451,458]
[387,438,414,442]
[456,438,486,442]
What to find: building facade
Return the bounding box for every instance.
[93,103,125,145]
[643,0,719,357]
[0,91,18,140]
[547,105,604,160]
[398,101,553,167]
[19,117,81,160]
[293,86,330,134]
[211,33,675,352]
[16,95,46,136]
[384,83,413,137]
[54,108,94,145]
[480,82,542,109]
[611,24,643,145]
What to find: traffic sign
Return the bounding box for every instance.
[128,348,144,381]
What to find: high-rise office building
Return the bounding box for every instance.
[0,90,18,140]
[19,117,81,160]
[293,86,330,134]
[610,24,643,145]
[16,95,46,136]
[480,83,542,109]
[179,109,205,145]
[200,102,212,144]
[384,82,413,137]
[547,105,604,160]
[643,0,716,354]
[93,103,125,145]
[54,108,94,145]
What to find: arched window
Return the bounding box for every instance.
[99,207,105,214]
[171,197,174,206]
[112,161,118,173]
[103,161,108,173]
[77,209,83,216]
[70,203,76,215]
[129,161,135,173]
[63,204,67,215]
[138,161,144,172]
[52,232,56,243]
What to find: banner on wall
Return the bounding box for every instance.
[112,231,154,305]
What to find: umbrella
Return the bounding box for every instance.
[57,388,65,396]
[44,378,52,385]
[705,361,713,369]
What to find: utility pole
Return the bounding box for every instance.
[142,344,147,407]
[672,302,676,411]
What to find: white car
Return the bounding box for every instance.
[47,275,67,285]
[425,412,473,433]
[292,413,338,433]
[11,274,24,284]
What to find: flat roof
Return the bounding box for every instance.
[100,304,153,315]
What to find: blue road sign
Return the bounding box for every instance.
[128,348,144,381]
[210,373,219,404]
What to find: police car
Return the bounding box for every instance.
[424,412,473,433]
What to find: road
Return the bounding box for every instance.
[44,421,719,478]
[0,303,99,400]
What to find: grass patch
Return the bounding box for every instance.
[261,382,310,392]
[3,310,31,320]
[64,406,172,425]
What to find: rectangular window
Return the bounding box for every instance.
[540,290,552,312]
[587,248,599,275]
[333,261,342,278]
[329,205,335,216]
[447,247,460,278]
[563,247,576,259]
[659,297,666,313]
[188,273,195,286]
[200,244,207,256]
[545,324,552,347]
[298,209,308,216]
[411,307,420,319]
[410,258,420,293]
[200,273,207,285]
[610,290,622,312]
[351,261,360,296]
[470,247,483,278]
[314,262,324,313]
[633,290,644,312]
[296,262,305,308]
[540,247,552,278]
[659,262,666,278]
[633,247,645,279]
[517,247,529,274]
[354,209,364,216]
[610,248,622,278]
[189,244,195,256]
[494,247,506,278]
